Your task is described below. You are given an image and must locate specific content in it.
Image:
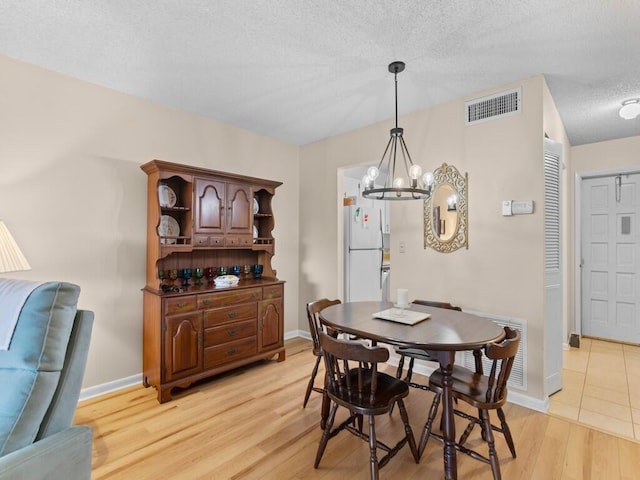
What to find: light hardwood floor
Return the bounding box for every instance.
[76,338,640,479]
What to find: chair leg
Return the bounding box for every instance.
[314,402,338,468]
[390,355,407,416]
[497,407,516,458]
[397,399,420,463]
[419,392,441,458]
[368,415,379,480]
[395,354,405,379]
[405,357,416,383]
[479,408,487,441]
[480,409,501,480]
[303,355,322,408]
[458,416,477,446]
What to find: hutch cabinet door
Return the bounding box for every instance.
[194,178,225,234]
[258,298,283,352]
[163,312,203,382]
[226,183,252,234]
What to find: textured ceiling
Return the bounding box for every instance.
[1,1,639,146]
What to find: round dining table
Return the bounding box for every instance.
[319,301,505,480]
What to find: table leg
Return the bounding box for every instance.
[436,351,457,480]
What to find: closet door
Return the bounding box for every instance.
[544,139,563,395]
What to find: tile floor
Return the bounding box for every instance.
[548,337,640,441]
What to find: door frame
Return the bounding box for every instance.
[573,166,640,337]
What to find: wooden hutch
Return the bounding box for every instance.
[141,160,285,403]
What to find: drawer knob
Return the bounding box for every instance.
[228,311,237,319]
[176,302,187,308]
[228,329,237,337]
[227,348,237,356]
[203,299,211,305]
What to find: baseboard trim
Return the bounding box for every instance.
[80,330,548,413]
[286,329,310,341]
[80,374,141,402]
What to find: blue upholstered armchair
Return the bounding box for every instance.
[0,281,94,480]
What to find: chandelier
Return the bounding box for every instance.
[362,61,433,200]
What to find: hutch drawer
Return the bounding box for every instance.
[204,337,257,368]
[204,319,257,346]
[262,284,283,300]
[197,288,262,309]
[203,303,257,328]
[163,295,197,315]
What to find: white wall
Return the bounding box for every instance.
[8,48,628,404]
[300,75,550,401]
[0,55,300,389]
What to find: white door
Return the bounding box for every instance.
[581,173,640,343]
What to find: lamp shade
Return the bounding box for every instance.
[0,221,31,273]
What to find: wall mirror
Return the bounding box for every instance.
[423,162,468,253]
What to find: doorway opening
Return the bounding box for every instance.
[577,171,640,344]
[340,166,391,304]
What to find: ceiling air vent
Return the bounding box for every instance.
[465,87,522,125]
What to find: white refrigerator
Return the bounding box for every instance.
[344,203,389,302]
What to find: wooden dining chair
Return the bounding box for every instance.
[394,300,463,391]
[419,326,520,480]
[302,298,341,408]
[314,331,420,480]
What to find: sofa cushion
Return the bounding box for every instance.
[0,282,79,456]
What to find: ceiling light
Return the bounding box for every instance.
[362,61,433,201]
[619,99,640,120]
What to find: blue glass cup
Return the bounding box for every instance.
[181,268,192,287]
[230,265,241,276]
[252,264,263,279]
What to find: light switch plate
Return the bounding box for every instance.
[502,200,512,216]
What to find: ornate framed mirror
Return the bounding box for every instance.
[423,163,468,253]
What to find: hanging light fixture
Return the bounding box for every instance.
[362,61,433,200]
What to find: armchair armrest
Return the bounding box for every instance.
[0,426,92,480]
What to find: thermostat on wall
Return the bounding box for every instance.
[502,200,534,216]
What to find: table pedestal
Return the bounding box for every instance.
[434,350,458,480]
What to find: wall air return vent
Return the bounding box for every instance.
[462,312,527,390]
[465,87,522,125]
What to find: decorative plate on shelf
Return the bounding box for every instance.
[158,215,180,244]
[253,197,260,214]
[158,184,177,208]
[253,225,259,242]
